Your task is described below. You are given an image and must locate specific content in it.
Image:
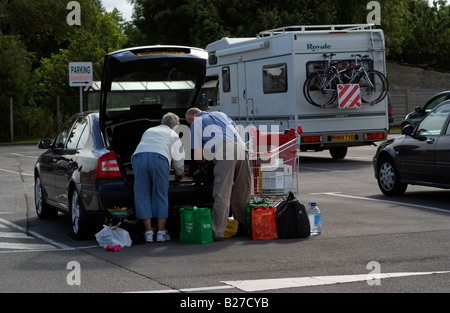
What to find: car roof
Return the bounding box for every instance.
[434,90,450,96]
[106,45,208,63]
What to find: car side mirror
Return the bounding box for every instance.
[402,124,414,136]
[415,106,423,113]
[402,125,427,141]
[37,139,51,149]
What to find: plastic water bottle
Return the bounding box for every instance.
[308,202,321,236]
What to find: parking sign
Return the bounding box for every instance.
[69,62,93,87]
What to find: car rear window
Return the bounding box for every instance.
[106,68,198,113]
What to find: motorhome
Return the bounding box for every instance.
[203,24,389,159]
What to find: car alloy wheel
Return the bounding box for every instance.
[377,158,407,196]
[379,162,395,191]
[35,177,44,216]
[34,176,57,219]
[70,189,87,239]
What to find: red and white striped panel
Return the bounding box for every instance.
[337,84,362,109]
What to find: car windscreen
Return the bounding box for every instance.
[417,102,450,136]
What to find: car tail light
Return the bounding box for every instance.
[364,132,385,140]
[301,135,323,143]
[96,151,122,178]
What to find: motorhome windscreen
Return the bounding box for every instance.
[105,69,198,113]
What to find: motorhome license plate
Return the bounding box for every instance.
[332,134,356,141]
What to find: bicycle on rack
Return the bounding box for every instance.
[303,53,388,108]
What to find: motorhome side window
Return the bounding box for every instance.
[263,63,287,94]
[222,67,231,93]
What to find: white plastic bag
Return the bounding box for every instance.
[95,225,132,248]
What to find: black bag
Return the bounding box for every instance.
[275,192,310,239]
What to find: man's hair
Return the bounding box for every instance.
[162,112,180,129]
[185,107,201,122]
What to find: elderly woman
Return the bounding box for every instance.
[132,113,184,242]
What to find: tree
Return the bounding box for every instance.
[130,0,338,48]
[0,35,33,141]
[400,0,450,69]
[130,0,224,47]
[128,0,450,71]
[0,0,127,141]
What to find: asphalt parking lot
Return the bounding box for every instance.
[0,139,449,296]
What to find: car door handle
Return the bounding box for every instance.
[427,138,435,144]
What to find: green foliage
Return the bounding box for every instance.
[0,35,33,141]
[400,0,450,69]
[0,0,127,142]
[129,0,338,47]
[1,0,450,142]
[129,0,450,71]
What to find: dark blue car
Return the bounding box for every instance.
[374,100,450,196]
[34,46,214,239]
[401,90,450,128]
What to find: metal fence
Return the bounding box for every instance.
[1,89,445,143]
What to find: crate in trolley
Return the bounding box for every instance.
[248,125,302,203]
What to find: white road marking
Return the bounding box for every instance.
[0,168,33,177]
[127,271,450,293]
[221,271,450,292]
[312,192,450,214]
[0,232,34,239]
[299,166,346,172]
[130,285,235,293]
[9,153,37,159]
[0,218,72,250]
[0,242,57,250]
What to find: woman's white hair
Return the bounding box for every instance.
[162,112,180,129]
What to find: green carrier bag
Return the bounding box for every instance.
[179,206,213,244]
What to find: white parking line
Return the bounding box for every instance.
[0,232,34,239]
[0,217,72,250]
[128,271,450,293]
[0,243,57,250]
[221,271,450,292]
[299,166,346,173]
[0,168,34,177]
[311,192,450,214]
[9,153,37,159]
[130,285,234,293]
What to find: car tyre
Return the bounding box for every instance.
[377,157,407,196]
[34,175,58,219]
[70,188,89,240]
